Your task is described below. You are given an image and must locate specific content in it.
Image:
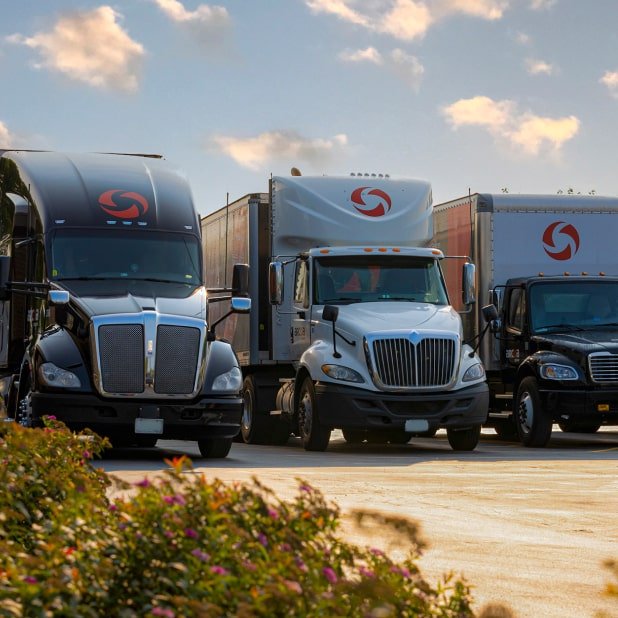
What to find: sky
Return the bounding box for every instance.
[1,0,617,216]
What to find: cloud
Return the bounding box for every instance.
[525,58,554,75]
[600,70,618,98]
[529,0,557,9]
[7,7,144,92]
[339,46,424,89]
[212,130,349,170]
[0,121,17,147]
[442,95,579,154]
[152,0,231,47]
[305,0,507,40]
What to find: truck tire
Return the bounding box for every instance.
[558,420,601,434]
[197,437,233,458]
[297,377,331,452]
[493,419,519,441]
[240,376,271,444]
[342,429,366,444]
[446,425,480,451]
[515,377,552,447]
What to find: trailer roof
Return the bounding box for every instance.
[0,150,200,234]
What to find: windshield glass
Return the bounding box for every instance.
[314,255,448,305]
[530,281,618,332]
[50,230,202,285]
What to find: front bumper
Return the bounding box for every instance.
[314,381,489,431]
[30,392,243,440]
[542,387,618,423]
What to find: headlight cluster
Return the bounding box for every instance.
[540,364,578,381]
[38,362,81,388]
[212,366,243,392]
[321,364,365,383]
[462,363,485,382]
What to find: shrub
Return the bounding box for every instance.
[0,420,479,616]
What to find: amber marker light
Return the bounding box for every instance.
[378,248,387,252]
[598,404,610,412]
[320,249,330,254]
[432,250,441,255]
[364,248,373,252]
[392,248,401,252]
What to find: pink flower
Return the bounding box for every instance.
[322,567,338,584]
[108,503,118,512]
[191,549,210,562]
[267,507,279,519]
[284,580,302,594]
[164,530,174,539]
[369,548,385,557]
[279,543,292,552]
[295,557,308,573]
[299,483,312,493]
[163,494,186,506]
[257,532,268,547]
[184,528,199,539]
[135,478,151,488]
[210,565,229,576]
[242,560,257,572]
[152,608,175,618]
[359,566,375,578]
[46,415,57,420]
[23,576,37,584]
[82,450,91,459]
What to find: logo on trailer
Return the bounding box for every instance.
[542,221,580,260]
[350,187,392,217]
[98,190,149,219]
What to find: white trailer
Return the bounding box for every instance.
[433,193,618,446]
[203,175,489,451]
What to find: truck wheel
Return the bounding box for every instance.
[493,419,519,440]
[342,429,367,444]
[297,377,330,452]
[16,372,37,428]
[240,377,270,444]
[446,425,480,451]
[197,437,233,459]
[558,420,601,433]
[515,377,552,447]
[384,429,413,444]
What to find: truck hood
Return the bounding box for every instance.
[533,329,618,356]
[327,302,461,336]
[63,281,206,321]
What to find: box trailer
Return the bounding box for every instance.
[433,193,618,446]
[202,174,489,452]
[0,150,250,457]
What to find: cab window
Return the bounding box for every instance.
[507,287,526,332]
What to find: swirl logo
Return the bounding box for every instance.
[98,190,149,219]
[542,221,580,260]
[350,187,392,217]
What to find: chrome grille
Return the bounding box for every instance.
[372,336,456,388]
[589,353,618,383]
[155,325,200,394]
[99,324,144,393]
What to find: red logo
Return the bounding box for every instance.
[350,187,392,217]
[98,190,149,219]
[542,221,580,260]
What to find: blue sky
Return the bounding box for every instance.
[1,0,617,215]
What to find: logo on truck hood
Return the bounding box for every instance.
[350,187,392,217]
[98,190,149,220]
[542,221,580,260]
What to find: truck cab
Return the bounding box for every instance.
[488,275,618,445]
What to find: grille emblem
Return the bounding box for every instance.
[147,340,154,355]
[408,331,421,345]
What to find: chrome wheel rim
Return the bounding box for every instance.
[299,389,313,437]
[517,391,534,434]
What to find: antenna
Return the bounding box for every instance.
[224,192,229,288]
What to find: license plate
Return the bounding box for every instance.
[405,419,429,432]
[135,418,164,435]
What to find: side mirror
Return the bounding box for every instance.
[322,304,339,323]
[48,289,69,305]
[231,297,251,314]
[482,304,498,322]
[0,256,10,301]
[462,262,476,306]
[269,261,283,305]
[232,263,249,297]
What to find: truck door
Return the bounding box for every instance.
[290,258,311,360]
[502,285,528,368]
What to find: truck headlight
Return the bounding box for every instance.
[38,362,81,388]
[462,363,485,382]
[540,364,578,381]
[321,364,365,383]
[212,366,242,392]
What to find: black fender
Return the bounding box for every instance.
[516,350,586,394]
[30,326,92,393]
[201,339,242,394]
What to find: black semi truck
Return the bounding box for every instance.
[0,150,249,457]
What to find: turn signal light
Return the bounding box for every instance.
[597,404,610,412]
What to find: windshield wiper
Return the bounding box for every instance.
[583,321,618,329]
[536,323,585,332]
[320,297,359,304]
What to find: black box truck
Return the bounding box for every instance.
[0,150,249,457]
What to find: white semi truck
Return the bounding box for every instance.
[433,193,618,447]
[202,174,489,451]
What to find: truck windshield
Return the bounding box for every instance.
[530,281,618,332]
[50,230,201,285]
[314,255,448,305]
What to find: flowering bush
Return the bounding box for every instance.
[0,420,481,616]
